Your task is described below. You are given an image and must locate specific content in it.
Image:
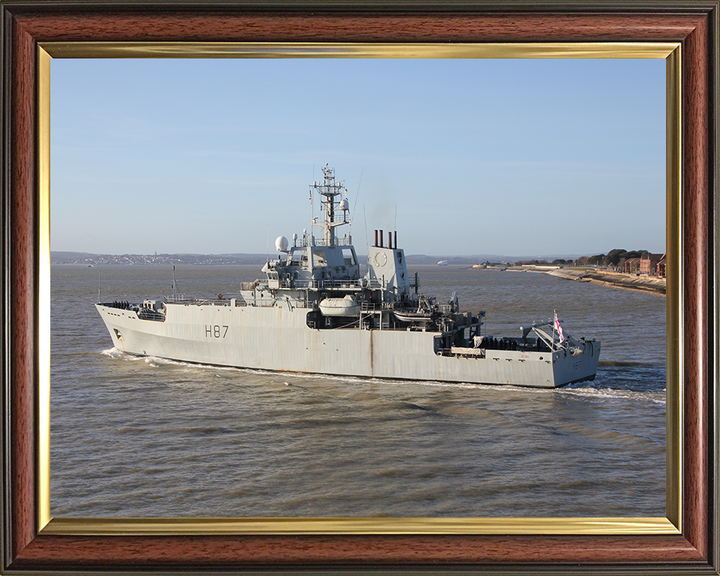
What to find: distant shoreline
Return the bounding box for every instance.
[52,254,666,297]
[546,268,666,297]
[468,265,666,296]
[50,252,580,267]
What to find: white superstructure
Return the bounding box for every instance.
[97,165,600,388]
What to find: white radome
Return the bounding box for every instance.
[275,235,289,252]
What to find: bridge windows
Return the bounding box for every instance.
[342,248,356,266]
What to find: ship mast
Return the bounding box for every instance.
[311,164,349,247]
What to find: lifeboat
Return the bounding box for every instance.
[319,295,361,317]
[393,309,435,326]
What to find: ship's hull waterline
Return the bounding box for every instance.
[97,302,600,388]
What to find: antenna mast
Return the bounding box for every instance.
[349,167,363,235]
[310,164,350,247]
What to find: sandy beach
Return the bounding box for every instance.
[546,268,666,296]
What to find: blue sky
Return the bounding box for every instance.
[51,57,666,257]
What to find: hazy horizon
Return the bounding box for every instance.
[51,248,662,261]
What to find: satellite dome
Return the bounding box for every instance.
[275,235,289,252]
[340,198,349,211]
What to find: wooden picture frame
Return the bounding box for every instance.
[1,2,717,573]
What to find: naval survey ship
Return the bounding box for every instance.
[96,165,600,388]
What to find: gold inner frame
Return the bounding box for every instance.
[37,41,682,536]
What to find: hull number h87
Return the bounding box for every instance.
[205,325,229,338]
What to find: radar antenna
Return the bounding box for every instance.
[310,164,350,247]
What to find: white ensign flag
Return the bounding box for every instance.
[554,310,565,343]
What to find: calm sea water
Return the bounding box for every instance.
[50,264,666,518]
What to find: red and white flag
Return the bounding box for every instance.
[554,309,565,343]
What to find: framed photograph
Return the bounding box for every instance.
[1,2,717,573]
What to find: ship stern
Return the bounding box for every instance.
[551,340,601,387]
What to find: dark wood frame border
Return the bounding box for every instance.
[1,2,717,573]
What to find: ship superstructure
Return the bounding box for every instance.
[96,165,600,388]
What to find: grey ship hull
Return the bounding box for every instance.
[96,301,601,388]
[96,165,601,388]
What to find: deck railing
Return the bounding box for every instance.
[297,236,353,248]
[166,294,244,306]
[244,278,381,291]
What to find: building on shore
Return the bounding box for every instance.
[624,257,642,275]
[640,253,665,277]
[624,254,665,277]
[655,254,666,278]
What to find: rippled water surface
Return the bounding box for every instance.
[51,264,666,517]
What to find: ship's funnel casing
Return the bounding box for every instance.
[365,245,411,299]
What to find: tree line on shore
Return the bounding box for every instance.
[516,249,650,268]
[515,258,574,266]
